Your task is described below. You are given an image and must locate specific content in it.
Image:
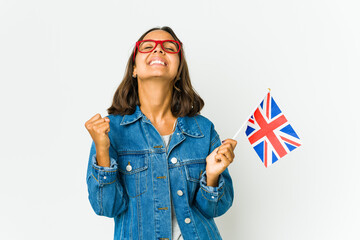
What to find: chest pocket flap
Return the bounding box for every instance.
[118,153,148,197]
[184,159,206,183]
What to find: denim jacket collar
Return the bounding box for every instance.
[120,105,204,138]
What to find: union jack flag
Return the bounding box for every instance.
[245,92,301,167]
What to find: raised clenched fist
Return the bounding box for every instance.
[85,113,111,151]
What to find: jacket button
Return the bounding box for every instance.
[184,218,191,224]
[171,157,178,164]
[177,190,183,196]
[126,164,132,171]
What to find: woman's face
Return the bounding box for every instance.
[133,30,180,82]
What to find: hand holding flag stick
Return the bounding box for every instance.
[206,138,237,186]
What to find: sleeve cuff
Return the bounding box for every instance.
[199,170,225,201]
[91,154,118,185]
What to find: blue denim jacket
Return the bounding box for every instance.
[86,105,234,240]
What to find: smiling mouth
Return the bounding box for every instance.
[149,60,166,66]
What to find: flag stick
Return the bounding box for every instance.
[231,88,271,140]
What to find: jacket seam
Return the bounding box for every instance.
[193,206,214,240]
[210,133,220,149]
[193,116,204,136]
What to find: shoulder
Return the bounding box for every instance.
[192,114,215,128]
[105,114,124,124]
[103,114,125,134]
[189,114,218,138]
[192,114,221,153]
[194,114,220,140]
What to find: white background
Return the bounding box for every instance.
[1,0,359,239]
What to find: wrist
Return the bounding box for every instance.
[95,147,110,167]
[95,144,109,153]
[206,173,219,187]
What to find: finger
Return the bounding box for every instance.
[97,122,110,133]
[91,113,101,119]
[223,139,237,150]
[222,139,237,150]
[88,113,101,123]
[90,122,109,135]
[103,122,110,133]
[99,122,110,134]
[85,114,101,129]
[91,117,109,127]
[217,147,234,160]
[218,142,234,153]
[86,116,104,128]
[215,153,232,167]
[217,149,233,163]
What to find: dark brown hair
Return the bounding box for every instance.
[107,26,204,117]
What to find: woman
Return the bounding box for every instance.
[85,26,237,240]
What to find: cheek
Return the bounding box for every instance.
[135,57,148,71]
[171,57,180,72]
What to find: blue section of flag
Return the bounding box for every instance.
[245,126,255,136]
[254,142,264,162]
[272,152,278,163]
[260,100,264,109]
[280,124,300,139]
[271,97,282,118]
[285,142,297,152]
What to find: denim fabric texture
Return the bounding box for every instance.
[86,105,234,240]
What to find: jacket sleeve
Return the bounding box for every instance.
[194,123,234,218]
[86,140,128,218]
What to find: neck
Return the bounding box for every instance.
[137,78,175,124]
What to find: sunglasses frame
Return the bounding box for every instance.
[133,39,182,62]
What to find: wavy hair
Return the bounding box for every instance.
[107,26,204,117]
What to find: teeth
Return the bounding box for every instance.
[150,60,165,65]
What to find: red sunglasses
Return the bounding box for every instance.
[133,39,182,62]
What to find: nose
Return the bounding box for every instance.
[153,43,164,54]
